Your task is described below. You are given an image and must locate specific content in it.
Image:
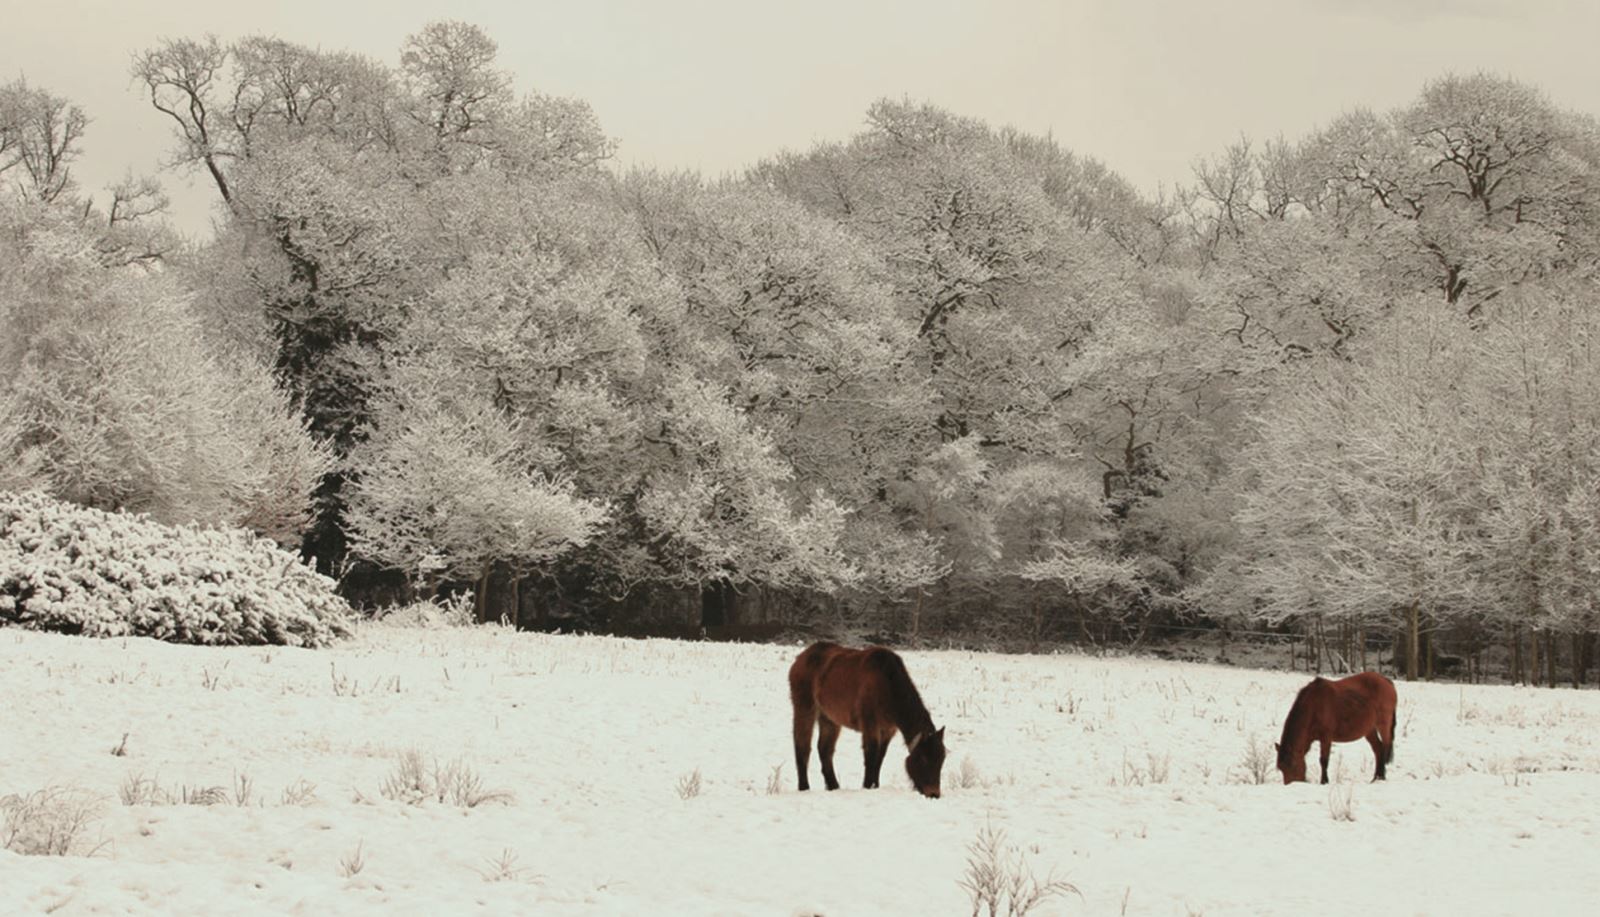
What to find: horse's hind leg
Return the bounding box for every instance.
[1318,739,1331,785]
[817,716,842,791]
[1366,731,1387,781]
[792,702,816,792]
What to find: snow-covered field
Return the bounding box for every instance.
[3,625,1599,916]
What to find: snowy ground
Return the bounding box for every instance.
[3,625,1599,916]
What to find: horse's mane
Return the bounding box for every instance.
[1279,679,1324,762]
[867,648,935,739]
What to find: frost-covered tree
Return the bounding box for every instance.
[638,376,856,601]
[1191,75,1600,377]
[0,198,329,545]
[1000,462,1142,645]
[134,22,614,575]
[344,352,609,618]
[618,172,936,608]
[1300,74,1600,314]
[1465,287,1600,683]
[0,78,175,266]
[1215,307,1482,679]
[0,79,85,203]
[750,100,1172,628]
[756,99,1144,454]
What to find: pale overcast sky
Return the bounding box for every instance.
[3,0,1596,238]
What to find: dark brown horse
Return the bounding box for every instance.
[789,642,946,798]
[1276,672,1397,785]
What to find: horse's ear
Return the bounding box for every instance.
[936,726,945,740]
[1273,742,1280,752]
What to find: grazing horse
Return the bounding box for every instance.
[1276,671,1397,785]
[788,642,946,798]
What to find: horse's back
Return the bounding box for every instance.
[1321,671,1396,739]
[789,642,901,730]
[790,642,900,678]
[1337,671,1397,708]
[790,641,872,698]
[859,645,907,677]
[791,641,844,672]
[789,641,843,699]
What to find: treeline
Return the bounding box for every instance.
[4,23,1600,683]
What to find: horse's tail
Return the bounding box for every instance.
[1386,705,1397,765]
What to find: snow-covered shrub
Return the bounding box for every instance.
[675,768,703,800]
[375,593,475,628]
[0,787,104,856]
[0,490,351,646]
[958,822,1078,917]
[1327,783,1355,822]
[378,750,513,807]
[1235,734,1275,785]
[338,841,367,878]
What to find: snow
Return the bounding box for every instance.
[3,625,1599,916]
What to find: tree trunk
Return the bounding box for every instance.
[1530,630,1541,687]
[1028,594,1042,651]
[510,574,521,630]
[700,580,734,630]
[1424,628,1434,681]
[536,579,550,630]
[474,568,491,624]
[1405,601,1420,681]
[1547,631,1558,688]
[1511,625,1523,685]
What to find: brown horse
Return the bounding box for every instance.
[1276,671,1397,785]
[788,642,946,798]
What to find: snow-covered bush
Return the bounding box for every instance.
[375,593,475,629]
[0,490,352,646]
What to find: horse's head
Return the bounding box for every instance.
[905,726,946,798]
[1274,741,1306,784]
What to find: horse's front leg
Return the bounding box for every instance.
[861,734,882,789]
[871,733,891,787]
[1318,740,1331,785]
[817,716,842,791]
